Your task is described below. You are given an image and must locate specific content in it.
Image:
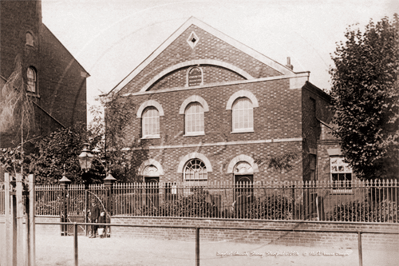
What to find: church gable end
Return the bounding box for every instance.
[117,18,291,96]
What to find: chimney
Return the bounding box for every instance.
[286,57,294,70]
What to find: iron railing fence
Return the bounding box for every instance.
[111,180,399,223]
[1,180,398,223]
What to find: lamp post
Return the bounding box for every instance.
[78,142,116,237]
[59,171,71,236]
[78,143,93,236]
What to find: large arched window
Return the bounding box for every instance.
[142,107,160,138]
[185,102,204,135]
[232,97,253,132]
[184,158,207,181]
[27,67,37,93]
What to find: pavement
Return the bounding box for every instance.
[30,234,399,266]
[1,228,398,266]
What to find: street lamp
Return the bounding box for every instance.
[78,143,94,172]
[78,142,116,237]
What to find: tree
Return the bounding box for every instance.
[0,93,146,184]
[329,14,399,180]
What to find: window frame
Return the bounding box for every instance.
[141,106,160,139]
[330,156,353,194]
[187,66,203,87]
[26,67,37,93]
[184,102,205,136]
[183,158,208,181]
[26,32,34,46]
[231,97,254,133]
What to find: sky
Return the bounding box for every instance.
[41,0,398,122]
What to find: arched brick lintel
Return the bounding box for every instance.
[136,100,165,118]
[140,59,255,92]
[177,152,213,173]
[226,90,259,110]
[227,154,259,174]
[138,159,165,176]
[179,95,209,114]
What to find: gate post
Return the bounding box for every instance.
[5,172,13,266]
[104,173,116,237]
[16,173,24,266]
[29,174,35,266]
[59,173,71,236]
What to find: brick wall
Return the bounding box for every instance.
[121,25,283,95]
[110,216,399,249]
[2,214,397,249]
[0,1,87,148]
[301,82,331,182]
[38,25,87,131]
[125,79,300,145]
[0,215,60,236]
[119,77,304,182]
[149,65,246,91]
[132,141,303,183]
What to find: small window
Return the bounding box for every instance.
[331,157,352,192]
[142,107,160,138]
[184,158,207,181]
[26,32,34,46]
[185,102,204,135]
[187,31,199,49]
[187,67,202,87]
[27,67,37,93]
[232,97,253,132]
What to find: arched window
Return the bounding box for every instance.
[142,107,160,138]
[187,67,202,87]
[184,158,207,181]
[185,102,204,135]
[232,97,253,132]
[26,32,34,46]
[27,67,37,93]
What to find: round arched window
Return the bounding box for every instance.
[27,67,37,93]
[143,165,159,177]
[142,106,160,137]
[187,67,203,87]
[234,162,253,175]
[184,158,207,181]
[232,97,253,131]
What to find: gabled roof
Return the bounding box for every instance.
[107,16,295,96]
[42,24,90,77]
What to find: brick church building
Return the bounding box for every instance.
[106,17,349,188]
[0,0,88,148]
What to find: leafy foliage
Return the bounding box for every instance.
[1,93,145,184]
[267,152,298,173]
[329,14,399,180]
[325,199,398,222]
[232,194,295,220]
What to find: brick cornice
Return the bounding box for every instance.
[125,137,303,151]
[122,73,309,97]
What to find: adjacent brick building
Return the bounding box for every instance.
[105,17,345,189]
[0,0,89,148]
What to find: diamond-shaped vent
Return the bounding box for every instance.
[187,32,199,49]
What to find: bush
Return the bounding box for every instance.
[325,200,398,222]
[159,190,219,217]
[233,194,294,220]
